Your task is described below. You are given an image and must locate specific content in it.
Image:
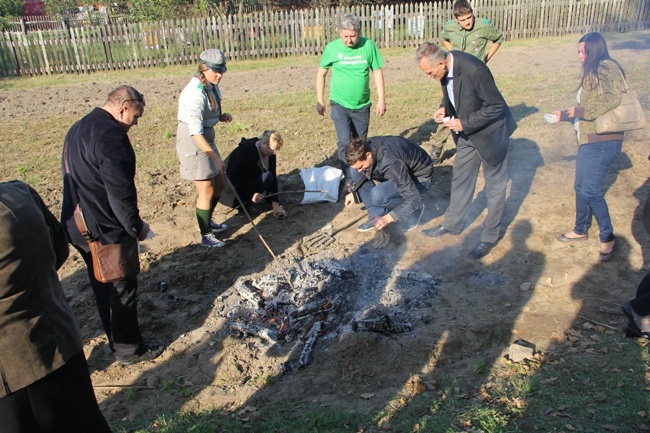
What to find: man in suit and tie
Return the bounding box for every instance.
[416,42,517,259]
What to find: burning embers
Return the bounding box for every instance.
[217,254,439,372]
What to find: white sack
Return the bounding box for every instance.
[300,166,343,204]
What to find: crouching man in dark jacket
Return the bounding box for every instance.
[344,136,433,232]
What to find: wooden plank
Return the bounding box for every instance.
[37,31,49,74]
[59,28,72,73]
[21,32,36,75]
[605,0,616,33]
[70,28,82,73]
[292,9,299,56]
[268,10,276,58]
[0,33,15,76]
[281,10,288,57]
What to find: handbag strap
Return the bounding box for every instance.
[72,205,93,242]
[63,141,93,242]
[597,67,628,94]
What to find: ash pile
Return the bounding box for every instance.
[215,250,440,373]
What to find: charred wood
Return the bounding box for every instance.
[297,321,322,369]
[235,280,265,308]
[230,321,280,344]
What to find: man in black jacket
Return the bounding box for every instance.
[344,136,433,232]
[60,85,164,366]
[416,42,517,259]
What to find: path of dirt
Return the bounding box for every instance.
[3,32,649,426]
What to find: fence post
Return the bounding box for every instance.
[38,31,50,75]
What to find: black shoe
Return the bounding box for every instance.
[422,225,454,238]
[117,344,165,366]
[622,303,650,338]
[468,241,496,259]
[599,238,616,262]
[624,319,650,340]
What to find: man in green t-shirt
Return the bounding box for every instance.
[316,14,386,188]
[429,0,504,163]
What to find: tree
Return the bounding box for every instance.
[128,0,192,21]
[43,0,80,15]
[0,0,22,31]
[0,0,22,17]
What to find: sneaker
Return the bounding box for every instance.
[357,220,375,232]
[118,344,165,366]
[399,204,425,232]
[201,233,226,247]
[210,222,228,233]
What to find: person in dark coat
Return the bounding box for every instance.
[222,130,287,218]
[0,180,112,433]
[60,85,164,366]
[416,42,517,259]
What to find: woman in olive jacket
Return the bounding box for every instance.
[551,32,626,262]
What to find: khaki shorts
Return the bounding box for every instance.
[176,122,221,181]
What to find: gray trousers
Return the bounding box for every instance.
[442,136,509,243]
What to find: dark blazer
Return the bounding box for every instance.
[0,181,81,397]
[442,51,517,166]
[61,107,145,251]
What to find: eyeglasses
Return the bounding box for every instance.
[122,96,146,107]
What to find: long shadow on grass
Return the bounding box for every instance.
[510,232,650,431]
[357,220,542,431]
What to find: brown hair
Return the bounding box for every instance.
[344,137,371,166]
[453,0,473,17]
[197,62,218,112]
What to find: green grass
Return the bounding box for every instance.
[107,332,649,433]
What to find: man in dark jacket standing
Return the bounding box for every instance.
[344,135,433,232]
[416,42,517,259]
[61,85,164,365]
[0,180,112,432]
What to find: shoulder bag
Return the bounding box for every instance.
[596,74,647,134]
[73,205,140,283]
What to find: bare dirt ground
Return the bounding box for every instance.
[2,31,649,428]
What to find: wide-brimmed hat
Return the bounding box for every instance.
[200,49,227,73]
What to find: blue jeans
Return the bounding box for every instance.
[573,140,622,243]
[330,101,371,182]
[356,176,431,218]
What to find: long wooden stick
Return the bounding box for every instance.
[223,173,294,289]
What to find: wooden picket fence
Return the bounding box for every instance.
[1,0,648,77]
